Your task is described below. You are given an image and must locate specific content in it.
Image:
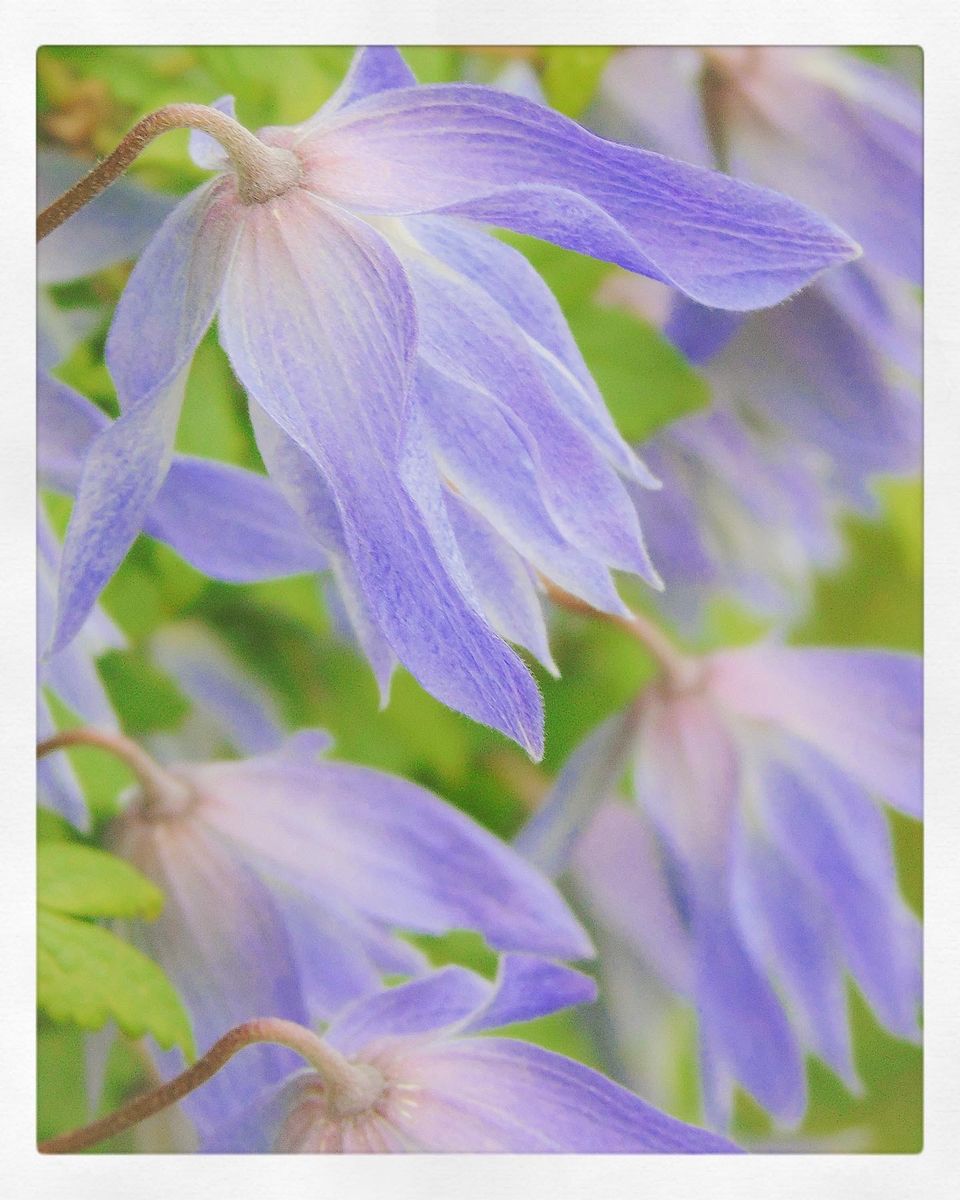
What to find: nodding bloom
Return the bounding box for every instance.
[198,956,740,1153]
[48,45,858,756]
[599,268,921,628]
[586,47,921,628]
[101,727,593,1124]
[519,641,922,1129]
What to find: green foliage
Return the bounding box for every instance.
[541,47,614,117]
[38,843,164,919]
[37,910,194,1055]
[36,843,193,1056]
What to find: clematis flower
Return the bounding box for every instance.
[600,269,920,627]
[198,956,739,1152]
[48,45,858,756]
[101,727,592,1123]
[518,641,922,1128]
[587,46,921,627]
[595,46,921,283]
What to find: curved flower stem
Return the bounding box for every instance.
[36,727,194,814]
[38,1017,372,1154]
[37,102,302,241]
[542,579,704,692]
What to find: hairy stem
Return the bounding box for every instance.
[37,103,301,241]
[39,1017,378,1154]
[543,580,704,692]
[37,727,193,814]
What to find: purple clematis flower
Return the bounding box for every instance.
[587,46,921,626]
[199,956,739,1152]
[518,641,922,1128]
[103,726,593,1125]
[49,46,858,756]
[596,46,921,283]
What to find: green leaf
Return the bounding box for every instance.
[38,843,164,920]
[540,47,614,118]
[37,909,194,1056]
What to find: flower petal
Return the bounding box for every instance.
[386,1037,739,1151]
[416,361,629,616]
[517,707,639,877]
[308,85,859,308]
[462,955,597,1034]
[191,756,594,962]
[324,966,492,1056]
[710,645,923,817]
[317,45,416,118]
[218,189,543,753]
[37,149,176,285]
[406,253,660,584]
[444,494,557,674]
[188,95,236,170]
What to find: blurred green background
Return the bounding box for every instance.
[37,45,922,1153]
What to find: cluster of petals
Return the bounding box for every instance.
[592,46,921,626]
[199,955,738,1153]
[519,640,922,1127]
[47,45,858,755]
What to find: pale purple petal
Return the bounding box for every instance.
[307,85,859,308]
[37,149,176,285]
[387,1037,739,1151]
[406,216,654,484]
[148,455,328,581]
[709,645,923,817]
[218,189,543,754]
[462,955,597,1034]
[37,370,108,494]
[760,741,922,1039]
[595,47,716,168]
[444,494,557,674]
[106,178,237,404]
[36,694,88,828]
[731,833,858,1088]
[324,966,492,1056]
[50,370,186,652]
[406,255,660,584]
[517,707,639,877]
[150,623,285,755]
[722,49,921,282]
[694,896,807,1126]
[107,815,307,1126]
[191,756,594,961]
[317,45,416,119]
[570,801,693,996]
[416,360,629,616]
[188,95,236,169]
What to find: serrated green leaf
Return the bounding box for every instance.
[37,909,194,1056]
[38,843,164,920]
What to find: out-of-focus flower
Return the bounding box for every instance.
[199,956,739,1152]
[519,641,922,1128]
[36,506,124,829]
[596,46,921,283]
[48,46,858,755]
[104,729,592,1124]
[590,47,921,627]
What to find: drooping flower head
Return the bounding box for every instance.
[519,641,922,1128]
[199,956,740,1153]
[101,709,592,1124]
[48,46,859,756]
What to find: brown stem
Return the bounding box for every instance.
[37,102,301,241]
[38,1017,375,1154]
[543,579,704,692]
[37,727,193,814]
